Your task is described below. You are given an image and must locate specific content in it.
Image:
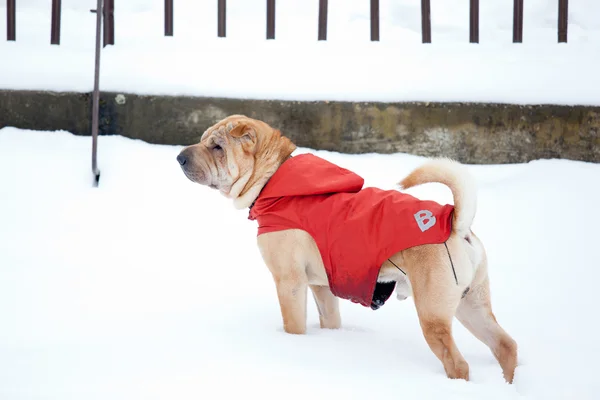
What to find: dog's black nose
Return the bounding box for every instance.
[177,153,187,166]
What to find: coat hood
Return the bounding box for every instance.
[257,153,364,200]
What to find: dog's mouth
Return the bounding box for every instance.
[180,165,211,186]
[181,169,202,183]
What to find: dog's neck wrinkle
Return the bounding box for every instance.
[226,169,252,200]
[234,133,295,209]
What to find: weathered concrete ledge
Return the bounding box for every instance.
[1,90,598,164]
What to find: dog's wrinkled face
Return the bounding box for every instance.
[177,114,296,209]
[176,115,260,197]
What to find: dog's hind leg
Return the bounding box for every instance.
[456,258,518,383]
[310,285,341,329]
[407,249,470,381]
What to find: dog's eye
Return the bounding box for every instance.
[213,145,222,151]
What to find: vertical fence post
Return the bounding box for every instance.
[103,0,114,46]
[318,0,327,40]
[370,0,379,41]
[218,0,226,37]
[421,0,431,43]
[266,0,275,39]
[469,0,479,43]
[513,0,523,43]
[50,0,61,45]
[7,0,16,41]
[91,0,104,186]
[165,0,173,36]
[558,0,568,43]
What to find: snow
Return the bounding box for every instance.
[1,126,599,399]
[1,0,600,105]
[1,1,600,398]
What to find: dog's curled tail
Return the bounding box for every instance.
[399,158,477,235]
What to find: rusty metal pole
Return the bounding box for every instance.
[318,0,327,40]
[91,0,103,186]
[513,0,523,43]
[558,0,568,43]
[50,0,61,45]
[266,0,275,39]
[7,0,16,41]
[218,0,226,37]
[165,0,173,36]
[370,0,379,41]
[421,0,431,43]
[469,0,479,43]
[103,0,114,46]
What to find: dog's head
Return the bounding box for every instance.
[176,114,296,208]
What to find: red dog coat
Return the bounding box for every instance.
[248,154,454,307]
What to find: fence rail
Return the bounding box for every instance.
[513,0,524,43]
[318,0,327,41]
[165,0,173,36]
[217,0,226,38]
[469,0,479,43]
[6,0,15,41]
[5,0,573,44]
[421,0,431,43]
[103,0,114,46]
[266,0,275,39]
[50,0,61,44]
[558,0,569,43]
[370,0,379,42]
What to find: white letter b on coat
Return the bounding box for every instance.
[414,210,436,232]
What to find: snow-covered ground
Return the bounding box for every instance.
[1,127,599,399]
[1,0,600,104]
[1,1,600,398]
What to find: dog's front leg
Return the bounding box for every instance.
[258,231,309,334]
[310,285,341,329]
[273,271,308,334]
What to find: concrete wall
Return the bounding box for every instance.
[1,90,598,164]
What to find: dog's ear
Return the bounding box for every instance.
[229,123,257,144]
[228,123,258,155]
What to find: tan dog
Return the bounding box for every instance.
[176,114,518,383]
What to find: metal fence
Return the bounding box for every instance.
[6,0,571,45]
[2,0,573,184]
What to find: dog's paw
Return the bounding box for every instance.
[396,292,408,301]
[394,277,412,301]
